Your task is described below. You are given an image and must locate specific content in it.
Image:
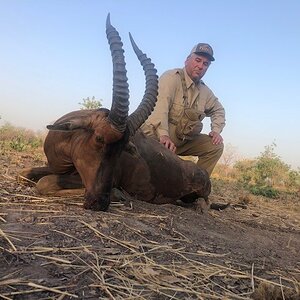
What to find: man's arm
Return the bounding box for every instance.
[203,87,226,144]
[145,71,178,151]
[150,72,177,136]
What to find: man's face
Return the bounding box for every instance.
[185,53,211,83]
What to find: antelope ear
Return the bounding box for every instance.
[47,117,91,131]
[47,122,76,131]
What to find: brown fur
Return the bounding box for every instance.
[19,109,211,211]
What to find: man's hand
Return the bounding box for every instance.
[209,131,223,145]
[159,135,176,153]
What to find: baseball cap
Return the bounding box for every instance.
[190,43,215,61]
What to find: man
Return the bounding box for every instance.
[141,43,225,176]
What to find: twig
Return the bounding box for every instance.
[79,220,138,251]
[27,282,78,298]
[251,263,255,292]
[280,277,286,300]
[0,228,17,251]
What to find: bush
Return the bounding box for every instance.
[232,143,299,192]
[233,159,257,185]
[9,136,27,151]
[285,170,300,190]
[206,142,300,194]
[0,123,44,152]
[248,185,279,199]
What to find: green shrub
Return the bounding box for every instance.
[233,159,257,185]
[9,136,27,151]
[0,122,45,152]
[248,185,279,198]
[232,143,299,192]
[285,170,300,190]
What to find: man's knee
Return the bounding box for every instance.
[201,136,224,157]
[203,142,224,161]
[215,142,224,157]
[196,142,224,176]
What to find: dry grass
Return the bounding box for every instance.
[1,153,300,299]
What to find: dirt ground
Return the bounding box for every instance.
[0,150,299,300]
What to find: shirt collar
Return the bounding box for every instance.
[183,68,194,89]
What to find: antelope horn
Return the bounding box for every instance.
[126,33,158,136]
[106,13,129,133]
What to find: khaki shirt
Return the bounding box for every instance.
[141,67,225,146]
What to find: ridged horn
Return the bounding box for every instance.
[106,13,129,133]
[126,33,158,136]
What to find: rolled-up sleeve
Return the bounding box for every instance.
[146,71,177,138]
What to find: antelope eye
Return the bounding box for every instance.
[96,136,104,143]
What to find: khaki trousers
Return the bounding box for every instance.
[175,134,224,176]
[141,123,223,176]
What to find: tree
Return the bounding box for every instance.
[233,142,299,192]
[220,143,239,167]
[233,159,257,184]
[214,143,239,178]
[79,96,102,110]
[285,169,300,190]
[255,142,290,186]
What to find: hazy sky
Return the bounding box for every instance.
[1,0,300,169]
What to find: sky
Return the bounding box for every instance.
[1,0,300,169]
